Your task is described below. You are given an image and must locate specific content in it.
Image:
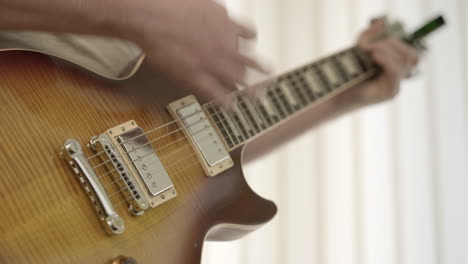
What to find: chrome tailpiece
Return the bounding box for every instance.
[60,120,177,235]
[60,139,125,235]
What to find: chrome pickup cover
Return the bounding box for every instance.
[117,128,174,197]
[93,134,149,214]
[104,121,177,208]
[167,95,233,177]
[178,103,230,166]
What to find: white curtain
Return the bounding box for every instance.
[203,0,468,263]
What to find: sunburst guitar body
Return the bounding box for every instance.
[0,51,276,264]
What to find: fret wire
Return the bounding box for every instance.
[217,109,239,146]
[338,49,362,77]
[249,99,270,130]
[200,46,379,149]
[287,73,310,107]
[274,87,294,115]
[262,93,281,121]
[351,47,373,71]
[243,96,268,130]
[267,88,287,119]
[220,108,244,143]
[228,111,249,142]
[237,96,261,133]
[293,71,316,103]
[314,64,332,93]
[231,111,251,140]
[303,67,326,99]
[278,78,301,111]
[208,105,234,148]
[321,60,340,89]
[207,106,246,147]
[257,96,277,126]
[234,100,255,137]
[333,55,351,83]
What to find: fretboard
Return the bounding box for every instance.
[205,46,378,150]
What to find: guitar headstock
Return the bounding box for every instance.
[383,15,446,54]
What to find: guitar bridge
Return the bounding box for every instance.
[60,139,125,235]
[60,120,177,235]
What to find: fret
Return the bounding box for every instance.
[314,65,332,92]
[204,44,388,150]
[331,55,350,83]
[352,48,374,71]
[291,72,315,104]
[255,101,274,127]
[278,78,301,110]
[228,110,249,140]
[229,111,251,141]
[267,89,287,119]
[218,109,242,145]
[207,105,234,148]
[233,103,255,137]
[320,59,344,89]
[337,50,362,77]
[258,95,279,124]
[243,97,268,130]
[237,96,261,133]
[303,67,327,98]
[273,86,294,115]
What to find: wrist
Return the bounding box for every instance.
[334,84,369,111]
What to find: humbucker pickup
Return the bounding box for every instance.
[91,121,177,210]
[167,95,233,177]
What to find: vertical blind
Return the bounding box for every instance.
[203,0,467,263]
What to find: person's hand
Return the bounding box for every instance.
[124,0,267,103]
[349,18,419,105]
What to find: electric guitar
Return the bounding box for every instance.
[0,16,444,264]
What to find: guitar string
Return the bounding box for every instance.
[86,47,368,163]
[94,124,209,180]
[91,71,372,203]
[102,75,375,210]
[99,143,195,191]
[92,78,340,194]
[90,97,269,173]
[112,155,203,211]
[85,86,263,162]
[85,71,293,164]
[100,143,194,195]
[101,132,213,196]
[92,107,238,178]
[108,116,246,210]
[87,55,372,210]
[97,115,241,207]
[89,64,370,171]
[107,150,198,202]
[96,116,241,201]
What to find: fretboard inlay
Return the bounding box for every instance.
[207,47,377,149]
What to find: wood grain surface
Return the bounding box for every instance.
[0,51,276,264]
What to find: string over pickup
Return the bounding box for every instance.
[93,121,177,209]
[167,95,233,177]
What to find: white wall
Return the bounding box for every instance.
[203,0,468,263]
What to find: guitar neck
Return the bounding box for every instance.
[206,46,378,150]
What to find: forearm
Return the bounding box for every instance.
[243,84,367,163]
[0,0,131,37]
